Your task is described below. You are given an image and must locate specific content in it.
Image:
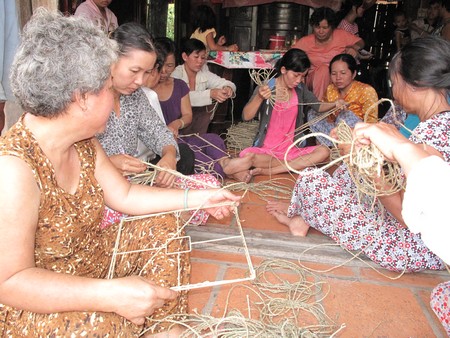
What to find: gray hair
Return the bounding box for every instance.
[10,8,118,118]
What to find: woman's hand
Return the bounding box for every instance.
[222,86,234,98]
[344,45,359,58]
[210,88,232,103]
[327,114,337,123]
[242,85,271,120]
[327,99,347,122]
[226,44,239,52]
[155,155,177,188]
[335,99,347,111]
[258,85,272,100]
[353,123,402,158]
[217,35,226,46]
[353,122,410,161]
[353,122,444,177]
[199,189,241,220]
[357,49,374,60]
[167,120,182,138]
[109,154,147,175]
[109,276,178,326]
[330,127,352,156]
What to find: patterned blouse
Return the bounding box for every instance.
[325,80,379,123]
[338,18,359,36]
[97,87,179,160]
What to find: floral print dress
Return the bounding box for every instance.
[287,111,450,272]
[0,117,190,336]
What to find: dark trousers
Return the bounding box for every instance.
[150,143,195,175]
[180,105,214,135]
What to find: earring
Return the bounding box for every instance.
[80,93,88,112]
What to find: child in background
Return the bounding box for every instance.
[393,9,412,52]
[337,0,376,36]
[190,4,238,52]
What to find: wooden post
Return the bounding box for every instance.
[147,0,169,37]
[17,0,58,29]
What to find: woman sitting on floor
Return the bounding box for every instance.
[353,120,450,334]
[352,121,450,335]
[171,38,236,135]
[309,53,379,146]
[240,48,346,176]
[0,10,240,337]
[268,36,450,274]
[152,37,253,183]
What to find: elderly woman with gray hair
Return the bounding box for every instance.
[0,9,239,337]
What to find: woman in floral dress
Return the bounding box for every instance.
[268,36,450,274]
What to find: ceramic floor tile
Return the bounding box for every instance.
[360,267,448,288]
[293,260,359,279]
[185,171,448,336]
[417,288,448,336]
[188,252,447,336]
[191,249,262,266]
[206,265,320,325]
[188,261,220,313]
[321,277,438,337]
[239,203,291,233]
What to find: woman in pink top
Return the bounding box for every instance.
[75,0,118,35]
[292,7,364,100]
[240,49,345,176]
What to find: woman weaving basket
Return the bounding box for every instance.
[0,10,239,337]
[268,37,450,275]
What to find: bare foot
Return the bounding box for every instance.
[220,154,253,176]
[266,200,289,214]
[267,208,290,226]
[267,208,309,237]
[250,166,286,176]
[229,169,252,183]
[249,167,263,176]
[287,216,310,236]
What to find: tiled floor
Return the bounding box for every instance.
[186,173,448,337]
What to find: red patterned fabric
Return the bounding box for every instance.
[100,207,124,230]
[208,50,284,69]
[100,174,221,229]
[337,18,359,36]
[431,281,450,335]
[174,174,222,225]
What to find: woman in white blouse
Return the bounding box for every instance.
[171,38,236,135]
